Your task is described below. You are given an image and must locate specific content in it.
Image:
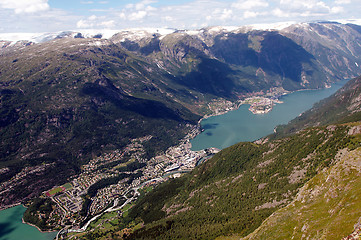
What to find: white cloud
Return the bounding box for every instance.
[232,0,269,10]
[335,0,351,4]
[0,0,49,14]
[77,19,91,28]
[272,8,290,18]
[274,0,349,18]
[125,3,134,9]
[0,6,78,32]
[81,0,109,5]
[128,10,148,21]
[145,5,157,11]
[1,0,360,33]
[89,8,112,12]
[220,9,233,20]
[100,20,115,28]
[89,15,97,21]
[119,12,126,20]
[162,16,174,21]
[118,0,158,23]
[141,0,157,5]
[135,3,145,10]
[80,1,94,4]
[331,6,344,13]
[135,0,157,10]
[243,11,260,19]
[280,0,326,10]
[77,15,114,28]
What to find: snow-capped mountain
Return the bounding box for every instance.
[0,28,177,44]
[0,19,359,44]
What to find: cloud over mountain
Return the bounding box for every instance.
[0,0,360,33]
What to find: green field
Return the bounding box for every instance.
[47,186,64,196]
[115,158,135,169]
[46,183,72,197]
[63,183,72,190]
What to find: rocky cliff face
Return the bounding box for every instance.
[115,22,361,93]
[282,22,361,80]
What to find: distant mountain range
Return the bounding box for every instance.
[1,21,361,209]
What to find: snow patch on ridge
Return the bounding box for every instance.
[207,26,240,33]
[113,28,175,42]
[248,21,297,31]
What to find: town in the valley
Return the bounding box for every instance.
[242,87,288,114]
[37,125,219,238]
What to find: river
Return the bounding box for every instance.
[191,80,348,151]
[0,205,57,240]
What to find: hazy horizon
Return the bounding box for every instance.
[0,0,360,33]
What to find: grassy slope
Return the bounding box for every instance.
[242,145,361,240]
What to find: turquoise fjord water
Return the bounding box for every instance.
[0,205,57,240]
[191,80,348,151]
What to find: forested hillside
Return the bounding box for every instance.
[81,122,361,239]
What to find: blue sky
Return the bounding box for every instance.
[0,0,360,33]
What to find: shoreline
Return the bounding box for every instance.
[190,81,344,144]
[0,202,21,211]
[0,203,58,234]
[22,214,58,234]
[19,204,58,234]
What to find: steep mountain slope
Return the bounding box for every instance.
[0,38,200,207]
[282,22,361,80]
[116,22,361,94]
[242,146,361,240]
[118,28,327,94]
